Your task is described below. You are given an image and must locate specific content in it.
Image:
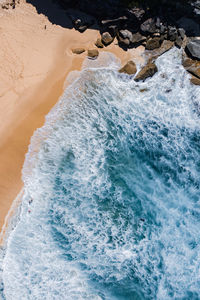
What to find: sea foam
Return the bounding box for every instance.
[0,48,200,300]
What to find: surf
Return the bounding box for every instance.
[0,48,200,300]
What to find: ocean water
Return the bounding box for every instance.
[0,48,200,300]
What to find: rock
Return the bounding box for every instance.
[119,61,137,75]
[182,57,200,78]
[177,17,200,36]
[160,24,167,34]
[117,29,133,47]
[101,16,127,28]
[134,62,158,82]
[146,40,174,61]
[190,76,200,85]
[126,8,145,21]
[145,37,161,50]
[140,88,149,92]
[168,26,178,42]
[131,33,146,45]
[175,37,183,48]
[185,39,200,60]
[72,48,85,54]
[101,32,114,46]
[68,9,95,33]
[87,49,99,58]
[178,28,186,40]
[157,40,174,55]
[95,38,104,48]
[140,18,157,35]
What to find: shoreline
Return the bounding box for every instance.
[0,1,144,238]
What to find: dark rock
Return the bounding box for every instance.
[140,18,157,35]
[126,8,145,21]
[101,32,114,46]
[74,22,88,32]
[131,33,146,45]
[119,61,137,75]
[101,16,128,28]
[175,37,183,48]
[87,49,99,58]
[117,29,133,47]
[107,25,118,36]
[68,9,95,32]
[185,39,200,60]
[182,57,200,78]
[168,26,178,42]
[95,38,104,48]
[177,17,200,36]
[178,28,186,40]
[160,24,167,34]
[145,37,161,50]
[72,48,85,54]
[134,62,158,82]
[190,76,200,85]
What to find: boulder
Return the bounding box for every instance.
[146,40,174,61]
[178,28,186,40]
[119,61,137,75]
[72,48,85,54]
[145,37,161,50]
[182,57,200,78]
[131,33,146,45]
[101,32,114,46]
[175,37,183,48]
[134,62,158,82]
[87,49,99,58]
[140,18,157,35]
[117,29,133,47]
[190,76,200,85]
[185,39,200,60]
[95,38,104,48]
[168,26,178,42]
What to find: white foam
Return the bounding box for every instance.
[1,48,200,299]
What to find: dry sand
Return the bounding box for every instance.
[0,0,144,237]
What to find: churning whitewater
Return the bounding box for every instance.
[0,49,200,299]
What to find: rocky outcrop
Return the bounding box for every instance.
[119,61,137,75]
[134,62,158,82]
[185,39,200,60]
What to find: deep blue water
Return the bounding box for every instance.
[0,49,200,299]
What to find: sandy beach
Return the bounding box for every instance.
[0,0,144,236]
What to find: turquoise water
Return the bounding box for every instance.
[0,49,200,299]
